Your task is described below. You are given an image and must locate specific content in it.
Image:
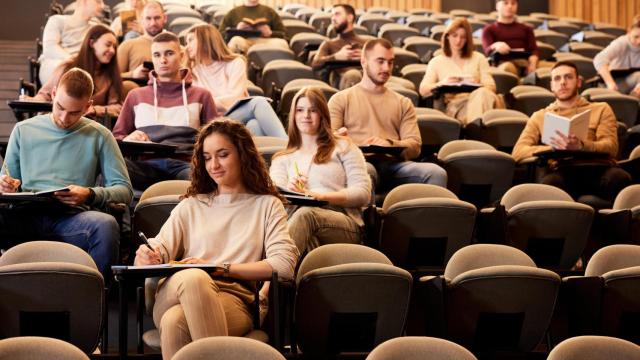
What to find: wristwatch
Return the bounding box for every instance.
[222,262,231,277]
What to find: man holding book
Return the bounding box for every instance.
[512,61,631,201]
[0,68,133,277]
[481,0,539,76]
[311,4,366,90]
[112,32,217,191]
[219,0,287,54]
[329,39,447,190]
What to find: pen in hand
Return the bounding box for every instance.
[138,231,154,252]
[293,161,306,191]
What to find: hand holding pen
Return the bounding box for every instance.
[134,231,162,266]
[291,161,308,193]
[0,162,20,193]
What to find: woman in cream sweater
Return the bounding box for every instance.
[419,18,501,124]
[134,119,298,359]
[185,24,287,139]
[270,87,371,255]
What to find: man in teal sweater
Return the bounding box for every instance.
[0,68,133,277]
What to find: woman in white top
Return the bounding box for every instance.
[134,119,298,360]
[270,87,371,255]
[110,0,145,41]
[185,24,287,139]
[40,0,104,84]
[419,18,501,124]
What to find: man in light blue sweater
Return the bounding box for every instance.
[0,68,133,276]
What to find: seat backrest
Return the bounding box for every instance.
[444,244,536,279]
[172,337,285,360]
[585,244,640,276]
[416,113,462,152]
[446,264,560,352]
[382,183,457,210]
[366,336,478,360]
[590,93,640,128]
[262,60,314,98]
[631,145,640,160]
[380,191,476,270]
[613,184,640,210]
[0,240,97,269]
[548,336,640,360]
[0,242,104,353]
[134,194,182,238]
[295,244,412,358]
[501,183,573,210]
[0,337,89,360]
[138,179,190,203]
[437,139,495,160]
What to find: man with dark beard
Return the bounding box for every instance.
[328,39,447,190]
[311,4,367,89]
[513,61,630,201]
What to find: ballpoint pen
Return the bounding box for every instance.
[138,231,154,252]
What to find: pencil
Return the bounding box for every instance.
[293,161,305,190]
[1,162,10,178]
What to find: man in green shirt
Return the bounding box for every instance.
[0,68,133,277]
[219,0,287,54]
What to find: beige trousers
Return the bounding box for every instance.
[288,206,361,255]
[445,87,502,124]
[330,68,363,90]
[228,36,289,54]
[153,269,254,359]
[498,59,555,76]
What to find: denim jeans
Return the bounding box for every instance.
[225,97,288,139]
[126,158,191,191]
[368,160,448,191]
[0,205,119,277]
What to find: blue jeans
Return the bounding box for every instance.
[225,97,288,139]
[0,205,119,277]
[126,158,191,191]
[368,160,448,190]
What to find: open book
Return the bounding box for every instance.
[242,17,269,27]
[277,185,310,197]
[542,109,591,145]
[432,76,481,95]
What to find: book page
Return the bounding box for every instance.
[542,112,571,145]
[568,109,591,141]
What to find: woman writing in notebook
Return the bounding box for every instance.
[419,18,500,124]
[133,119,298,360]
[22,24,124,118]
[269,87,371,256]
[184,24,287,139]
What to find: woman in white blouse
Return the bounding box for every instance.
[270,87,371,255]
[419,18,501,124]
[134,119,298,359]
[185,24,287,138]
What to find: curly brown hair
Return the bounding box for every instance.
[185,118,284,201]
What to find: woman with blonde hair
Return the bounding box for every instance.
[419,17,501,124]
[270,87,371,255]
[134,119,298,359]
[185,24,287,138]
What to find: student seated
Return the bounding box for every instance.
[219,0,287,54]
[185,24,287,138]
[0,68,133,277]
[329,38,447,190]
[117,0,167,81]
[23,25,124,118]
[40,0,104,84]
[481,0,540,76]
[110,0,146,41]
[419,18,501,125]
[134,119,298,360]
[512,61,631,201]
[270,87,371,255]
[311,4,366,90]
[112,32,217,190]
[594,15,640,99]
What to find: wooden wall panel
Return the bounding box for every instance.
[550,0,638,29]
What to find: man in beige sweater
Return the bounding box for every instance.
[117,1,167,80]
[329,38,447,190]
[513,61,631,201]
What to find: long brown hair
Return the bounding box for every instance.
[64,24,124,102]
[274,87,336,164]
[185,24,241,79]
[442,17,474,58]
[186,118,284,201]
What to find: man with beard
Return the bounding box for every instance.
[328,39,447,190]
[117,0,167,80]
[312,4,366,89]
[513,61,631,201]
